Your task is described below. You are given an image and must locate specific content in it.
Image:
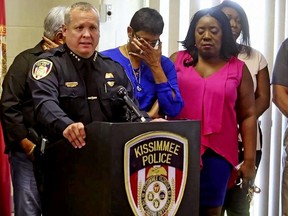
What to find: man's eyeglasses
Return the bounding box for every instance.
[133,31,161,48]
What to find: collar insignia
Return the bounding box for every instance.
[70,51,81,62]
[93,52,98,61]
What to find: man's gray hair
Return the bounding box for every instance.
[64,2,99,26]
[43,6,66,40]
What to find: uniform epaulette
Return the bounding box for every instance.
[98,52,123,66]
[40,46,65,58]
[97,52,109,59]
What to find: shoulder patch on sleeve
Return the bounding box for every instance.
[32,59,53,80]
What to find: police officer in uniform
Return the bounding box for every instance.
[0,6,66,216]
[28,2,146,215]
[29,2,139,148]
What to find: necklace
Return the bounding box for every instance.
[125,45,142,92]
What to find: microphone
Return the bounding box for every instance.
[116,86,146,122]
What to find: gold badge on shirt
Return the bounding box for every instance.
[105,72,115,87]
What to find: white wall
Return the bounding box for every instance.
[5,0,144,67]
[98,0,144,51]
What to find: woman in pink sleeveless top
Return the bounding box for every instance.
[170,8,257,216]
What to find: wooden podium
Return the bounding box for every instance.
[41,120,200,216]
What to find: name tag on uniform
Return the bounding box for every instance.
[65,82,78,87]
[87,96,97,100]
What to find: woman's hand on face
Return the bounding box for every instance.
[129,37,162,67]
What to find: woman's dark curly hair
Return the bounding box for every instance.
[181,8,238,67]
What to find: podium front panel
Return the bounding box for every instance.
[43,120,200,216]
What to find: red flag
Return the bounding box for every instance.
[0,0,12,216]
[0,0,7,81]
[0,123,11,216]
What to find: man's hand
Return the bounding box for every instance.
[63,122,86,148]
[20,138,36,161]
[42,36,59,50]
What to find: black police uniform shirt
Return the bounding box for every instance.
[0,41,44,153]
[29,44,136,141]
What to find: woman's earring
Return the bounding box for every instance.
[128,33,132,40]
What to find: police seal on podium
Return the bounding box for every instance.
[124,131,188,216]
